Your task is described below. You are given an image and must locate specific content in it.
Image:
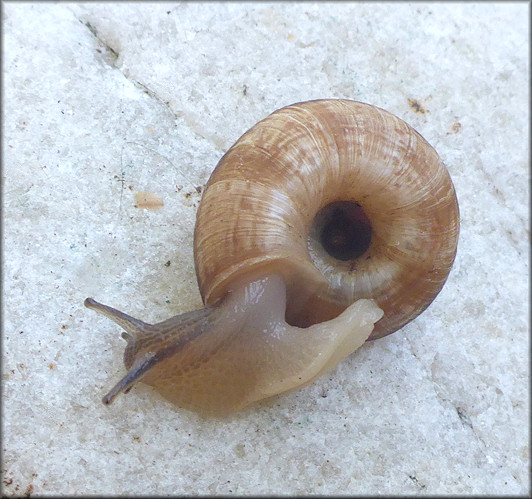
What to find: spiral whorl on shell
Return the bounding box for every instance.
[194,99,459,340]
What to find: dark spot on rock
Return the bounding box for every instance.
[408,98,428,114]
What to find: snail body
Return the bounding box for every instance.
[85,99,459,416]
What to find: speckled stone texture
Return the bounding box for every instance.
[3,2,529,496]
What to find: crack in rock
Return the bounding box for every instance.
[80,18,177,121]
[82,20,119,67]
[127,76,174,113]
[405,337,491,456]
[78,17,225,158]
[456,406,474,429]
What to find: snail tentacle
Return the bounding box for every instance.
[84,298,150,341]
[102,352,157,405]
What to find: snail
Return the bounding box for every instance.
[85,99,459,416]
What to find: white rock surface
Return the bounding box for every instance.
[3,2,528,496]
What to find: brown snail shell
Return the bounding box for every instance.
[85,99,459,416]
[195,99,459,340]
